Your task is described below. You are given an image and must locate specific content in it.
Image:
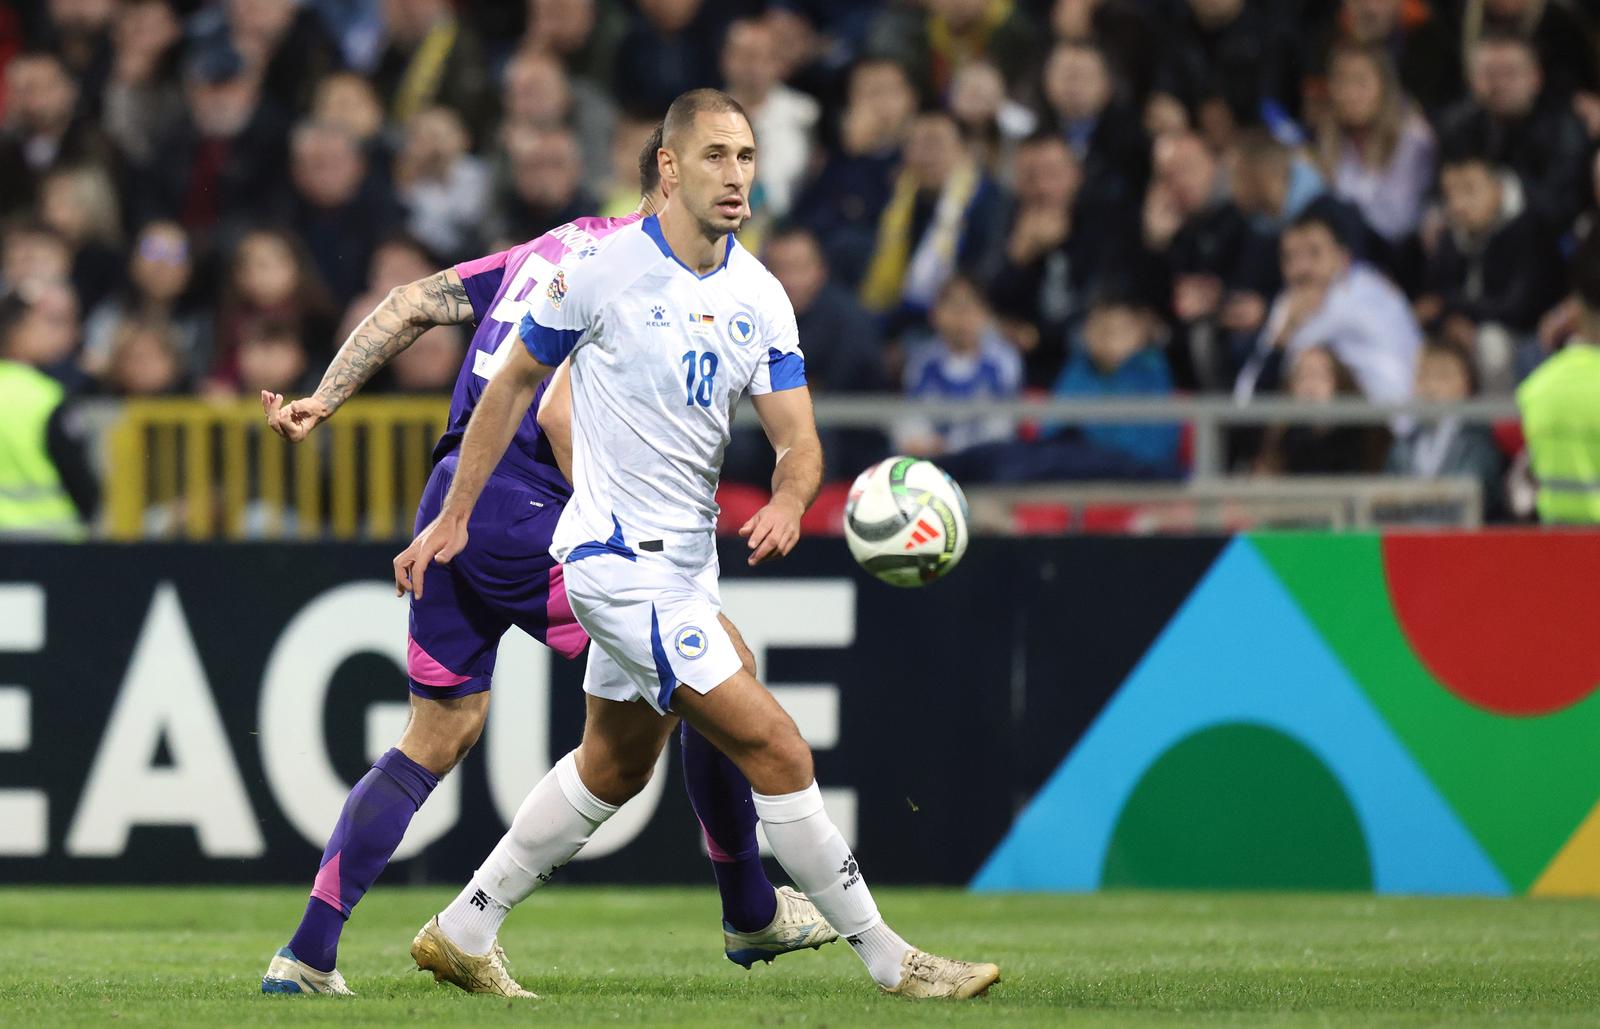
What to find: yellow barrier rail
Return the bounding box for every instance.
[106,398,452,541]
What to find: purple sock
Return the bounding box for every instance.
[286,748,439,971]
[680,722,777,933]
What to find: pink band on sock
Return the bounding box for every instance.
[701,820,735,862]
[310,851,343,911]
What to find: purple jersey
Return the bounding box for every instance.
[436,213,645,498]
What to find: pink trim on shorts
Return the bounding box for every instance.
[544,565,590,659]
[310,851,343,910]
[407,636,471,687]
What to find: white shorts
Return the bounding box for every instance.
[565,553,743,714]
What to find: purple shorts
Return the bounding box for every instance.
[407,456,588,699]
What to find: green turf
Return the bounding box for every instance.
[1,887,1597,1027]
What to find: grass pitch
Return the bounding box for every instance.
[0,887,1596,1027]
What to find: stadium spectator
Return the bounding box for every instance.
[281,119,399,305]
[1140,131,1255,389]
[394,105,490,264]
[370,0,492,143]
[0,293,99,538]
[37,164,122,306]
[34,0,115,106]
[388,323,466,393]
[1044,294,1181,478]
[136,40,290,242]
[1461,0,1598,104]
[82,220,209,381]
[211,228,335,392]
[763,225,885,394]
[101,0,185,166]
[1309,0,1462,116]
[309,71,388,151]
[1153,0,1301,134]
[236,318,316,397]
[1050,0,1162,105]
[895,274,1022,458]
[721,18,818,220]
[1235,209,1422,404]
[598,113,659,216]
[1437,33,1590,231]
[102,316,187,396]
[949,60,1037,177]
[612,0,722,116]
[500,47,614,182]
[793,57,917,287]
[1040,38,1148,209]
[492,124,595,244]
[1315,41,1436,247]
[216,0,339,114]
[0,219,72,299]
[858,109,1006,332]
[868,0,1043,97]
[1387,338,1506,518]
[1418,151,1564,392]
[0,279,83,389]
[1518,234,1600,523]
[525,0,631,95]
[1257,344,1390,474]
[0,50,112,219]
[986,131,1124,387]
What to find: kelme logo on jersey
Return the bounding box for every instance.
[728,313,756,346]
[545,271,567,309]
[674,625,708,660]
[646,303,671,328]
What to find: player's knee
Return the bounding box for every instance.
[401,695,488,776]
[741,723,812,794]
[575,741,657,806]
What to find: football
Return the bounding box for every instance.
[843,457,970,587]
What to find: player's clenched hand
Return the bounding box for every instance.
[261,391,331,442]
[739,496,803,566]
[393,513,469,598]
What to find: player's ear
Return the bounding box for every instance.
[658,146,676,188]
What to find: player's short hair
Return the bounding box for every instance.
[638,123,664,195]
[661,89,751,151]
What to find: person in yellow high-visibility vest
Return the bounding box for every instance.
[0,296,99,539]
[1518,237,1600,524]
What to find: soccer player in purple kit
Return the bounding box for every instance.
[258,127,835,996]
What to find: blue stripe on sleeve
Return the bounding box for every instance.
[766,348,807,391]
[518,313,582,366]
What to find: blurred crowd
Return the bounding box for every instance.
[4,0,1600,517]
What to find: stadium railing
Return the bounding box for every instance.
[80,395,1518,540]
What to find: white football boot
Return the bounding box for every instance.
[883,948,1002,999]
[410,916,538,998]
[723,885,841,968]
[260,947,354,995]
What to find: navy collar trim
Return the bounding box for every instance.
[642,214,734,279]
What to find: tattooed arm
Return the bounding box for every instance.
[260,269,474,441]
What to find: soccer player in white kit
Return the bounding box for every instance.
[394,89,1000,999]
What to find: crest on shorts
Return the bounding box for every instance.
[674,625,708,660]
[545,270,568,309]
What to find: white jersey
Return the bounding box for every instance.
[516,215,807,572]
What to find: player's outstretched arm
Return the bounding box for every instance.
[393,341,555,597]
[742,386,823,566]
[262,269,475,441]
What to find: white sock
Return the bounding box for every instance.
[437,751,617,954]
[752,782,912,988]
[846,920,914,986]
